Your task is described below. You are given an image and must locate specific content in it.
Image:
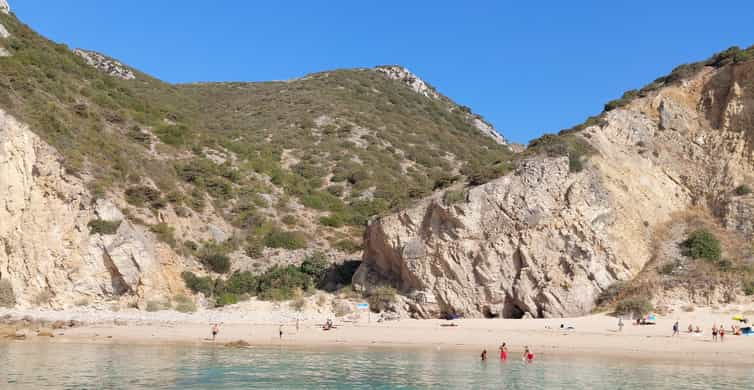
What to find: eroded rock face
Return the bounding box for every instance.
[0,1,9,15]
[73,49,136,80]
[375,65,440,99]
[357,63,754,318]
[0,109,182,308]
[355,157,633,318]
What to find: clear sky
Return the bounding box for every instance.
[11,1,754,143]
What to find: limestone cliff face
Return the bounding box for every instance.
[356,62,754,318]
[354,157,634,318]
[0,110,185,308]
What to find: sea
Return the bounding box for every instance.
[1,342,752,389]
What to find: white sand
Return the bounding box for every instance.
[3,304,754,364]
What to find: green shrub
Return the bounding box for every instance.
[443,189,466,205]
[223,271,257,295]
[334,239,361,253]
[326,185,344,197]
[300,251,330,283]
[595,281,626,306]
[182,271,214,296]
[146,299,170,312]
[604,89,639,112]
[734,185,752,196]
[0,280,15,308]
[264,228,307,249]
[301,190,344,212]
[658,262,676,275]
[367,286,397,313]
[614,296,653,317]
[150,223,177,247]
[125,186,163,209]
[215,293,239,307]
[172,294,197,313]
[716,258,733,272]
[256,265,313,301]
[568,154,584,173]
[154,124,190,146]
[87,219,121,235]
[199,252,231,274]
[281,215,297,226]
[127,126,151,147]
[244,238,265,258]
[319,214,344,228]
[682,229,722,262]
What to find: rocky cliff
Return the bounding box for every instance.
[0,109,188,308]
[356,58,754,318]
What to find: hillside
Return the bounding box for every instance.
[0,6,513,308]
[355,45,754,318]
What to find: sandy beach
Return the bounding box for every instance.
[3,303,754,364]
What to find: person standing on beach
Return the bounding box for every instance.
[719,326,725,342]
[211,323,221,341]
[279,324,284,339]
[672,321,679,336]
[712,325,718,342]
[498,342,508,361]
[618,317,624,332]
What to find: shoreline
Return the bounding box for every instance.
[4,306,754,365]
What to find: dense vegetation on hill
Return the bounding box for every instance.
[0,11,512,274]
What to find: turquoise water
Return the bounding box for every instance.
[1,342,752,389]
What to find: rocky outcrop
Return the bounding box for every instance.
[73,49,136,80]
[375,65,440,99]
[355,157,633,318]
[357,62,754,318]
[0,1,9,15]
[0,109,183,308]
[375,65,508,145]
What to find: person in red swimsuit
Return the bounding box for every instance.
[523,346,535,363]
[499,342,508,361]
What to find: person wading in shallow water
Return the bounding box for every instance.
[499,342,508,361]
[480,350,488,361]
[211,323,221,341]
[523,346,535,363]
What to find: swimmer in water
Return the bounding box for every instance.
[499,342,508,361]
[522,346,535,363]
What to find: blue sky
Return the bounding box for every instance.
[11,1,754,143]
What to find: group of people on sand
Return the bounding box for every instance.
[671,321,735,342]
[480,342,534,363]
[686,324,703,334]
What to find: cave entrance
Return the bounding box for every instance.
[502,302,526,319]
